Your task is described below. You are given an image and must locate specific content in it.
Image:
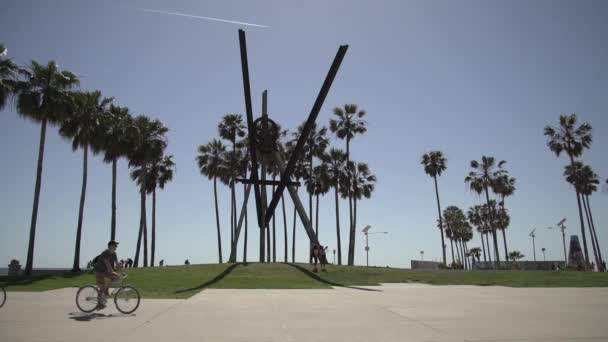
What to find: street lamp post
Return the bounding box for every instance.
[548,218,567,269]
[362,225,388,267]
[542,247,546,262]
[529,228,537,262]
[420,251,424,261]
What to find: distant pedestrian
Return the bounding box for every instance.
[126,258,133,268]
[311,244,319,272]
[602,260,606,272]
[319,246,328,272]
[185,259,190,266]
[159,260,164,267]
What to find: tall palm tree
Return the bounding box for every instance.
[544,113,593,265]
[305,164,331,239]
[564,162,603,270]
[128,116,168,268]
[286,143,308,263]
[0,44,21,111]
[341,161,376,265]
[17,60,79,275]
[465,156,505,265]
[330,104,367,261]
[492,174,516,260]
[197,139,227,263]
[421,151,448,265]
[60,90,112,272]
[324,148,347,265]
[94,104,132,240]
[218,114,246,249]
[467,205,487,262]
[508,251,525,262]
[443,206,467,266]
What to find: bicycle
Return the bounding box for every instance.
[0,287,5,308]
[75,273,140,314]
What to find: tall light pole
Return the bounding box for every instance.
[420,251,424,261]
[362,225,388,267]
[529,228,537,262]
[548,218,567,268]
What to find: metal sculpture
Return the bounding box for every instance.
[228,30,348,263]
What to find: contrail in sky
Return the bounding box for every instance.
[135,7,270,28]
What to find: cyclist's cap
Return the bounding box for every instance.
[108,240,119,247]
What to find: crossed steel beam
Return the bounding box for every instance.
[229,29,348,262]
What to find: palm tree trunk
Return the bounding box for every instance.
[111,157,117,240]
[484,187,501,264]
[142,167,148,268]
[230,183,234,250]
[243,184,248,263]
[292,187,297,263]
[134,172,146,268]
[480,231,487,262]
[433,176,447,265]
[232,183,238,261]
[449,237,455,265]
[134,214,143,268]
[346,138,354,266]
[586,195,604,271]
[25,118,48,275]
[568,154,590,265]
[214,177,223,263]
[315,194,320,238]
[334,186,342,265]
[485,233,492,263]
[582,195,600,270]
[151,187,156,267]
[72,144,88,272]
[500,199,509,263]
[272,182,276,262]
[282,194,288,263]
[350,196,357,265]
[309,155,313,264]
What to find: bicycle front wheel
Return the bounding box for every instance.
[114,286,140,314]
[0,287,6,308]
[76,285,98,313]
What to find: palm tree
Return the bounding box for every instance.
[443,206,468,267]
[59,90,112,272]
[465,156,505,265]
[139,155,175,267]
[341,161,376,265]
[564,162,603,271]
[286,143,308,263]
[94,104,132,240]
[197,139,227,263]
[324,148,347,265]
[421,151,448,265]
[467,205,487,262]
[544,113,593,265]
[330,104,367,261]
[222,149,244,260]
[508,251,525,262]
[0,44,21,111]
[17,61,79,275]
[128,116,168,268]
[468,247,482,263]
[492,174,516,260]
[218,114,246,249]
[305,164,331,239]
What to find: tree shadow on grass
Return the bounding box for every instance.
[1,271,87,287]
[286,263,383,292]
[67,312,135,322]
[174,263,241,294]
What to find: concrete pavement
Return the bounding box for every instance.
[1,284,607,342]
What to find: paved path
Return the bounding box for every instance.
[1,284,608,342]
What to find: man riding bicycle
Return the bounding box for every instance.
[93,240,121,311]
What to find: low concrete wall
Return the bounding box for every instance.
[472,261,565,271]
[411,260,442,270]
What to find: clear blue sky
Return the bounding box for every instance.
[1,0,607,268]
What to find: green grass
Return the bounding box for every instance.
[2,263,608,299]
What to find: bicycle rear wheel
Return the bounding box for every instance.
[76,285,99,313]
[114,286,140,314]
[0,287,6,308]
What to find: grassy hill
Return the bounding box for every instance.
[2,263,608,299]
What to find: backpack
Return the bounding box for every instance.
[92,254,101,266]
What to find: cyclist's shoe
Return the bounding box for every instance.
[94,303,106,311]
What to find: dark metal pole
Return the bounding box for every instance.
[264,45,349,227]
[238,29,263,229]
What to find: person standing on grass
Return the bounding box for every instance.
[93,241,121,311]
[311,244,320,272]
[159,260,164,267]
[319,246,328,272]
